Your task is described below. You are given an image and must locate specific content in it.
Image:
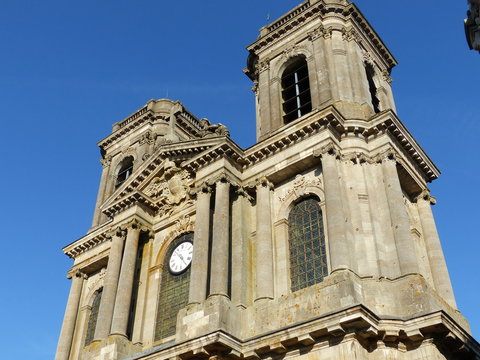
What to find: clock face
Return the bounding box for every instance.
[168,241,193,274]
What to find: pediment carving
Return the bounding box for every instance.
[143,159,194,216]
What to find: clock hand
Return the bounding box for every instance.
[175,250,188,265]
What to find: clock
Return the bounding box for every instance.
[168,241,193,274]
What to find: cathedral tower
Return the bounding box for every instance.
[56,1,480,360]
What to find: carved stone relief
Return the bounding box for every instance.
[143,159,194,217]
[279,175,322,202]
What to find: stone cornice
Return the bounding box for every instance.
[63,222,112,259]
[99,105,440,222]
[62,216,151,259]
[121,306,480,360]
[367,110,440,182]
[247,0,397,70]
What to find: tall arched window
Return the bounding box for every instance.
[154,233,193,342]
[365,63,380,113]
[115,156,134,188]
[288,197,328,292]
[84,288,102,346]
[282,56,312,124]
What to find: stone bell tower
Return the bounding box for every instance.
[56,1,479,360]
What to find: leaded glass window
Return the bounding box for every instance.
[154,233,193,342]
[84,288,102,346]
[288,197,328,292]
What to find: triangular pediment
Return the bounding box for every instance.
[101,137,226,217]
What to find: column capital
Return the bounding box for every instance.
[208,172,236,187]
[100,155,112,168]
[313,142,340,159]
[120,218,150,233]
[256,177,274,191]
[415,189,437,205]
[234,186,254,203]
[67,269,87,280]
[107,227,127,240]
[375,149,399,164]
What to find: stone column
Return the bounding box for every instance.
[91,157,111,228]
[209,178,230,298]
[255,178,274,302]
[189,184,212,304]
[94,228,126,341]
[110,221,142,337]
[231,187,251,308]
[417,192,457,307]
[317,148,350,271]
[55,271,85,360]
[381,155,419,275]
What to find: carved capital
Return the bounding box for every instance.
[235,186,254,203]
[342,27,358,42]
[374,149,398,164]
[100,156,112,168]
[68,269,87,280]
[313,142,340,159]
[382,70,393,84]
[124,218,141,232]
[256,176,274,190]
[256,58,270,73]
[415,189,437,205]
[310,25,333,40]
[362,50,374,66]
[108,227,127,240]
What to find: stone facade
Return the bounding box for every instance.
[56,1,480,360]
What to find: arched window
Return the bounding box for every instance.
[365,63,380,113]
[154,233,193,342]
[281,57,312,124]
[115,156,134,188]
[288,197,328,292]
[84,288,102,346]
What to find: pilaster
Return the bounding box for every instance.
[380,153,419,275]
[189,183,212,304]
[416,191,457,308]
[255,177,274,302]
[209,177,231,299]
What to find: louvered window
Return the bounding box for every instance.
[115,156,134,188]
[282,57,312,124]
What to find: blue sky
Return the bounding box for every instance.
[0,1,478,359]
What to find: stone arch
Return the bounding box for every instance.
[273,47,313,79]
[153,232,194,342]
[153,216,195,267]
[277,175,325,221]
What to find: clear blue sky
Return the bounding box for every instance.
[0,1,478,359]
